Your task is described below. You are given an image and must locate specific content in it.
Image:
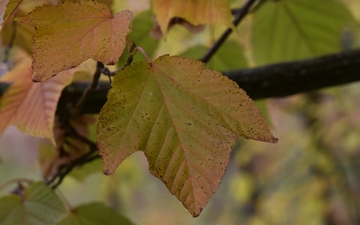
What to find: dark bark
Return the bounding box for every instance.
[224,49,360,99]
[1,49,360,116]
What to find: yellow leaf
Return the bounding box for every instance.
[97,55,277,217]
[152,0,235,35]
[1,0,23,31]
[17,0,132,82]
[1,9,34,54]
[0,57,73,143]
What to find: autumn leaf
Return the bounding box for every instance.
[0,57,78,143]
[66,0,114,10]
[0,182,67,225]
[0,1,7,26]
[56,202,134,225]
[17,0,132,82]
[1,0,23,31]
[152,0,235,35]
[2,9,34,54]
[97,55,277,217]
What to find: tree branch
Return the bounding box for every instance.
[200,0,257,63]
[72,62,104,116]
[224,49,360,99]
[1,49,360,116]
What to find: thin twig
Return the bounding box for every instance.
[50,152,100,189]
[45,117,100,188]
[40,120,98,201]
[73,62,104,116]
[98,42,137,77]
[47,147,100,189]
[67,124,97,151]
[100,55,134,77]
[200,0,257,63]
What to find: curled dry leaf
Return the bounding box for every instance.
[0,56,93,143]
[150,16,206,39]
[153,0,235,35]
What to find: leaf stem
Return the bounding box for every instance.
[101,45,151,76]
[133,47,152,65]
[200,0,257,63]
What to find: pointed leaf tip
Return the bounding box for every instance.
[103,169,112,175]
[97,55,277,216]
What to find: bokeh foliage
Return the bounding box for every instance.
[1,0,360,224]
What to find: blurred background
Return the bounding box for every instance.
[1,0,360,224]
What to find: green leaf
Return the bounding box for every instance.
[180,40,248,71]
[0,182,67,225]
[130,9,160,61]
[97,55,277,217]
[56,202,134,225]
[117,9,160,67]
[252,0,357,65]
[69,159,103,181]
[254,100,272,128]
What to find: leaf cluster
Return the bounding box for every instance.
[0,0,358,222]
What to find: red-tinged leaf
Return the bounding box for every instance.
[97,55,277,217]
[152,0,235,35]
[68,0,114,9]
[0,57,73,143]
[17,0,132,82]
